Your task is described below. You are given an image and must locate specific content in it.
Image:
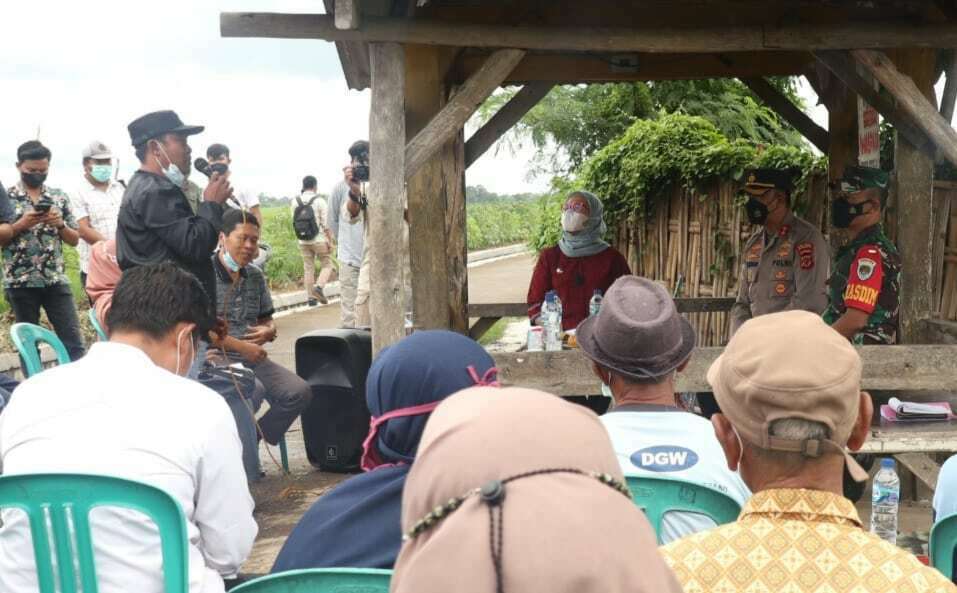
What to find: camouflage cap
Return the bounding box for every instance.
[742,167,796,195]
[840,166,889,194]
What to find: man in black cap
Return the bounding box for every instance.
[116,110,232,322]
[730,168,829,335]
[577,275,750,543]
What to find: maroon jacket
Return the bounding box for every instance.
[527,245,631,330]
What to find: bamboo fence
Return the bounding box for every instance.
[613,174,828,346]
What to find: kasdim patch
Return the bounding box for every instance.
[630,446,699,472]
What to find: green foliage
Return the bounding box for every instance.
[260,206,313,289]
[467,199,540,251]
[466,185,540,204]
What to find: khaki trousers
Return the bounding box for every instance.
[299,241,335,301]
[339,263,361,328]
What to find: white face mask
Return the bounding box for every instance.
[174,326,196,376]
[154,142,186,187]
[561,210,588,233]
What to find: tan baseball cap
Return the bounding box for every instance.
[707,310,868,482]
[82,141,112,160]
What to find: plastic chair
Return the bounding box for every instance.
[88,308,108,342]
[930,512,957,579]
[0,473,189,593]
[626,475,742,543]
[10,322,72,378]
[231,568,392,593]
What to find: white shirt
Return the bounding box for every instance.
[600,406,751,543]
[0,342,258,593]
[69,179,124,273]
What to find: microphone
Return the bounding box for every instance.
[193,158,228,178]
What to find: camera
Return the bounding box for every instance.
[33,196,54,214]
[353,153,370,182]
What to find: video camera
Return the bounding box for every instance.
[353,154,370,183]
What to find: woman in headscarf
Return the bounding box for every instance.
[392,387,682,593]
[271,330,498,572]
[527,190,630,331]
[85,239,121,331]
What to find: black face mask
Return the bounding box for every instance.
[745,196,770,225]
[20,172,47,189]
[831,197,869,229]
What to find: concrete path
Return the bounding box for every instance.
[244,252,535,574]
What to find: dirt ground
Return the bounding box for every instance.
[243,251,937,575]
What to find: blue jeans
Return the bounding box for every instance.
[5,283,85,361]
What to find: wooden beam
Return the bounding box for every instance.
[445,128,469,334]
[894,452,941,490]
[368,42,407,354]
[465,82,553,168]
[493,344,957,396]
[405,49,525,180]
[220,13,957,53]
[853,49,957,168]
[940,55,957,124]
[741,77,829,153]
[467,297,736,319]
[468,317,499,341]
[334,0,360,30]
[813,50,931,153]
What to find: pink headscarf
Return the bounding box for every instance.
[85,240,120,331]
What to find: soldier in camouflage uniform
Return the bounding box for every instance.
[823,166,900,345]
[730,168,830,335]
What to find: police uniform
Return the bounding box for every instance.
[823,168,900,344]
[730,170,830,334]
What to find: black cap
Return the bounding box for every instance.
[127,110,205,146]
[742,167,796,195]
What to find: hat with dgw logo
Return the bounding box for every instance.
[706,310,869,482]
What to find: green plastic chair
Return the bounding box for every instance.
[930,512,957,579]
[626,475,742,544]
[88,308,108,342]
[10,322,72,377]
[231,568,392,593]
[0,473,189,593]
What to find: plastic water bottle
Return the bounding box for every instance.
[870,458,900,545]
[589,289,603,317]
[543,291,563,351]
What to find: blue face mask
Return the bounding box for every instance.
[154,142,186,187]
[223,248,242,272]
[90,164,112,183]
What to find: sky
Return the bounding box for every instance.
[0,0,545,199]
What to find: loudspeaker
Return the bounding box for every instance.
[295,329,373,472]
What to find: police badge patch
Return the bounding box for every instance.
[856,258,877,280]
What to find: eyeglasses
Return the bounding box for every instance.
[562,201,588,213]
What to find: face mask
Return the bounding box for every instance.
[831,197,869,229]
[223,247,242,272]
[561,210,588,233]
[90,164,112,183]
[174,326,196,376]
[154,142,186,187]
[21,172,47,189]
[745,196,770,226]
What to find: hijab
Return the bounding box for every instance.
[557,190,611,258]
[392,387,683,593]
[85,240,120,330]
[272,331,496,572]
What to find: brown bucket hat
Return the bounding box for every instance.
[707,310,868,482]
[577,276,695,380]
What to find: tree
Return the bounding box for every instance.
[478,77,806,176]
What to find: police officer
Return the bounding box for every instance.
[823,166,900,344]
[730,168,829,334]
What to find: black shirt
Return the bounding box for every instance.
[116,170,223,317]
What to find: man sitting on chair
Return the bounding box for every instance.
[209,208,312,449]
[0,263,257,593]
[577,275,750,543]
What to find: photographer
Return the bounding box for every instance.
[116,110,232,324]
[326,141,367,327]
[342,141,411,328]
[1,141,85,360]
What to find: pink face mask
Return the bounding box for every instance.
[360,365,500,472]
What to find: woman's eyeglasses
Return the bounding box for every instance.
[562,202,588,213]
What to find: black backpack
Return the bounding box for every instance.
[293,195,320,241]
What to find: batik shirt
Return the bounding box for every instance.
[3,184,77,289]
[823,224,900,344]
[661,488,956,593]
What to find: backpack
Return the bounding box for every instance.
[293,195,320,241]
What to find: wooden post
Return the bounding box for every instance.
[884,49,937,343]
[465,82,554,168]
[334,0,360,30]
[821,71,858,253]
[405,48,525,180]
[447,129,469,333]
[368,42,407,354]
[940,54,957,124]
[741,77,829,153]
[405,45,456,330]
